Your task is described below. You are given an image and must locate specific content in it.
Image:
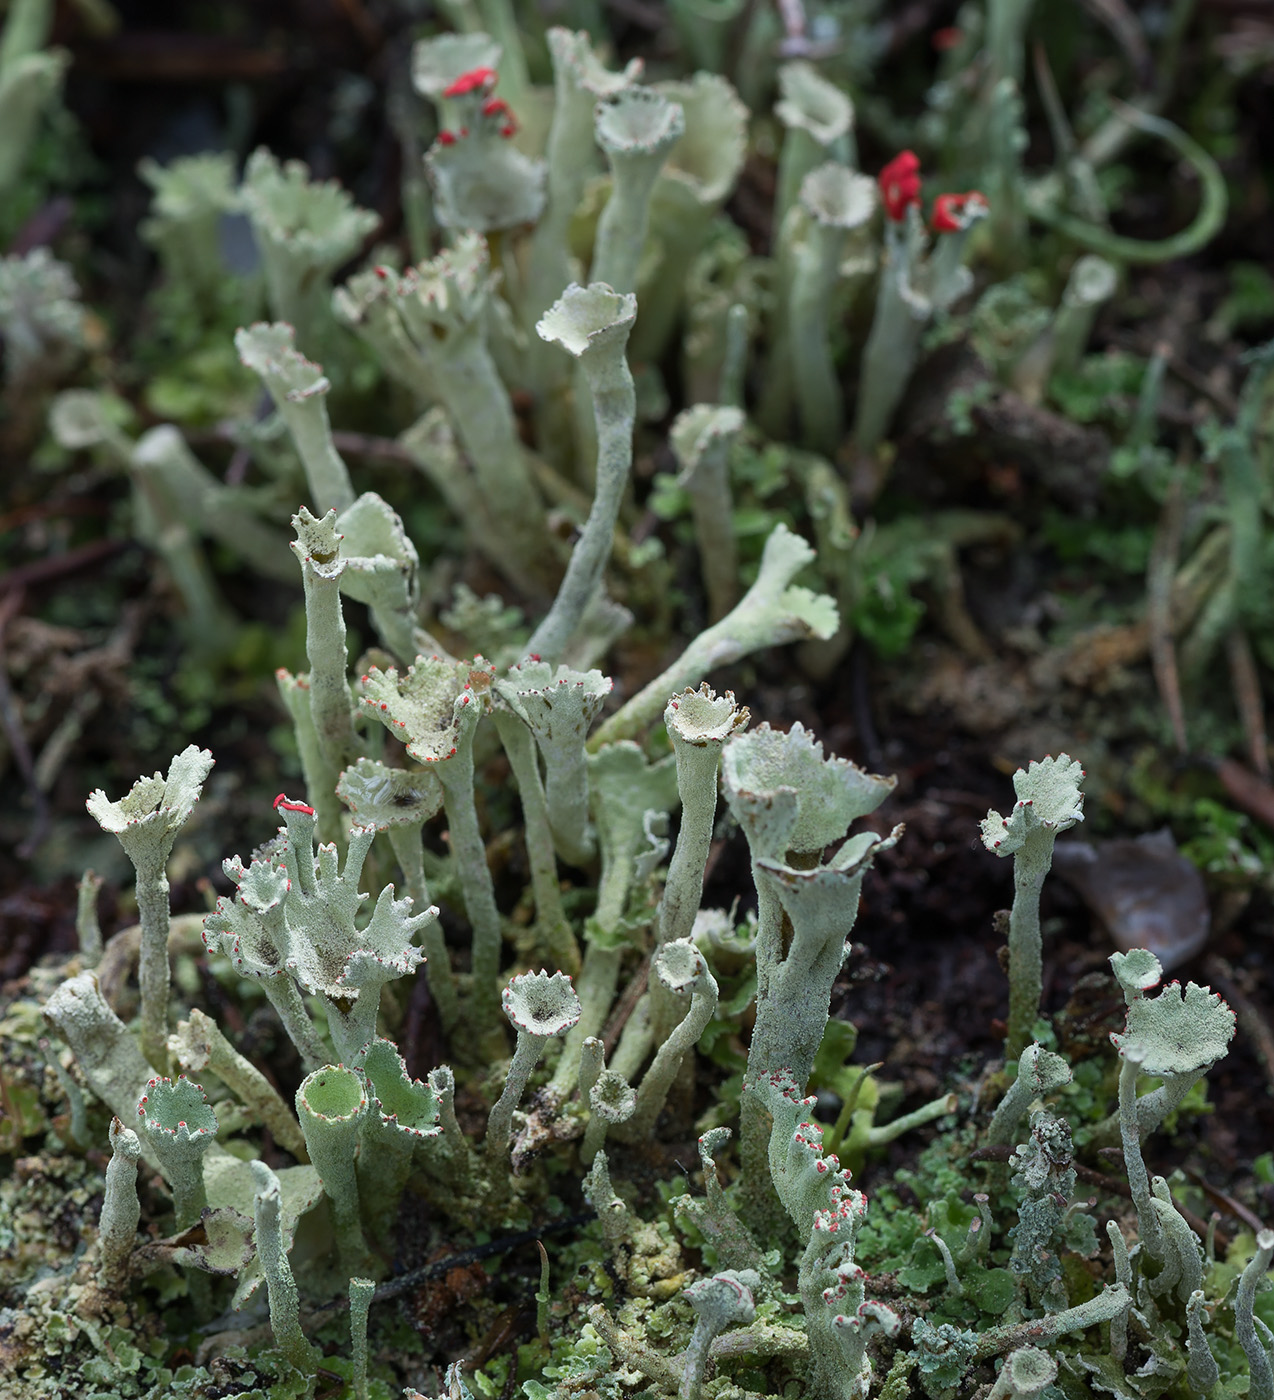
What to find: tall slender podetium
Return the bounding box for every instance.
[981,755,1085,1061]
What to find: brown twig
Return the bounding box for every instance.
[1203,953,1274,1099]
[1213,756,1274,831]
[601,955,650,1057]
[1185,1165,1268,1235]
[0,538,132,595]
[1227,628,1269,777]
[1148,471,1188,753]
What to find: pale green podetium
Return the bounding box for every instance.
[631,72,748,366]
[722,722,899,1189]
[250,1159,318,1373]
[135,1075,218,1232]
[786,163,877,456]
[0,248,83,388]
[98,1117,142,1294]
[0,0,69,197]
[1013,253,1117,400]
[680,1270,760,1400]
[336,758,458,1033]
[489,691,581,976]
[359,658,504,1032]
[270,796,435,1066]
[486,970,582,1166]
[592,88,685,295]
[86,745,214,1069]
[349,1276,375,1400]
[548,741,677,1097]
[238,149,378,355]
[853,193,987,457]
[138,152,239,313]
[296,1064,370,1277]
[986,1346,1057,1400]
[589,524,839,748]
[1236,1230,1274,1400]
[985,1040,1072,1147]
[579,1038,636,1164]
[347,236,554,599]
[773,60,855,234]
[651,685,747,1046]
[290,507,358,777]
[524,28,642,341]
[980,754,1085,1061]
[236,323,356,517]
[669,405,745,621]
[528,282,639,663]
[495,659,612,867]
[1108,952,1234,1262]
[613,939,718,1143]
[357,1038,441,1242]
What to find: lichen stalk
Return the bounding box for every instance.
[433,690,503,1029]
[614,941,717,1141]
[592,90,685,295]
[524,29,641,344]
[670,406,744,622]
[291,508,357,774]
[251,1160,317,1373]
[653,686,747,1041]
[295,1064,370,1277]
[487,971,581,1165]
[235,324,356,515]
[853,212,927,456]
[980,756,1085,1060]
[589,523,838,749]
[76,869,103,967]
[528,283,638,664]
[98,1117,141,1293]
[387,823,461,1031]
[491,709,580,974]
[85,747,214,1070]
[1117,1048,1159,1258]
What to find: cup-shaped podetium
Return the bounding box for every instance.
[981,754,1085,1059]
[87,746,214,1068]
[722,720,895,865]
[358,1038,443,1239]
[581,1067,637,1164]
[1110,973,1235,1081]
[487,971,582,1165]
[296,1064,371,1274]
[660,684,749,953]
[595,86,685,162]
[591,89,685,294]
[411,33,503,105]
[494,659,613,864]
[536,280,637,363]
[136,1075,218,1231]
[528,284,638,664]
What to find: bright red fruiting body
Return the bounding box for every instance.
[437,130,458,147]
[274,793,316,815]
[932,26,962,50]
[443,66,496,98]
[932,190,988,233]
[879,150,921,222]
